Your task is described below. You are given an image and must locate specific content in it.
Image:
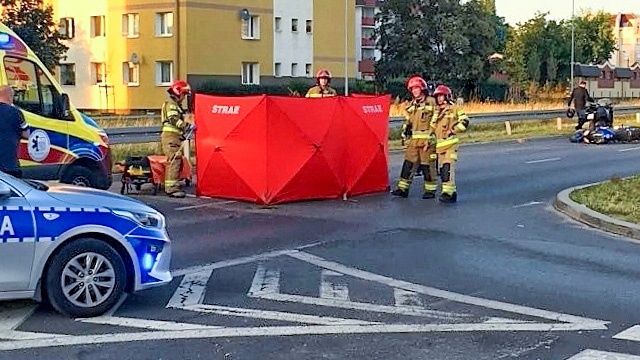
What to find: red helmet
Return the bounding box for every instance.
[406,76,427,91]
[168,79,191,97]
[433,85,452,98]
[316,69,332,79]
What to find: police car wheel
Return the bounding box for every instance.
[62,165,98,188]
[45,238,126,318]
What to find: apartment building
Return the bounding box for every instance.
[610,13,640,68]
[47,0,357,112]
[355,0,380,80]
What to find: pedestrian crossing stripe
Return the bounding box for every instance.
[567,349,640,359]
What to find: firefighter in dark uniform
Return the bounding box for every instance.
[391,76,438,199]
[430,84,470,203]
[161,79,195,198]
[306,69,338,98]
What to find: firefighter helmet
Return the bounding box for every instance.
[316,69,332,79]
[433,85,452,101]
[168,80,191,98]
[406,76,427,91]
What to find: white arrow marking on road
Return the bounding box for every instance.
[287,251,608,330]
[613,325,640,342]
[513,201,544,208]
[166,268,213,308]
[320,270,350,301]
[567,349,640,359]
[247,264,280,296]
[525,157,561,164]
[0,301,37,331]
[172,249,296,278]
[183,304,379,326]
[0,322,614,351]
[394,289,423,307]
[619,146,640,153]
[77,316,220,331]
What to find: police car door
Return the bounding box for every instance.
[0,179,35,292]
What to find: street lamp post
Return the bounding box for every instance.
[344,0,349,96]
[570,0,575,92]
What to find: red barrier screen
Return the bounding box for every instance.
[194,94,390,204]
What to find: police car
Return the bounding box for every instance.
[0,172,172,317]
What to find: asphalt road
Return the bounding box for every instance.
[3,137,640,359]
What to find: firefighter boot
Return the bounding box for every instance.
[391,188,409,198]
[439,192,457,203]
[421,164,437,199]
[391,160,414,198]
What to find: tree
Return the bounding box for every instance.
[573,10,617,65]
[1,0,68,71]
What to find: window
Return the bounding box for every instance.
[292,18,298,32]
[156,12,173,36]
[275,17,282,32]
[241,15,260,39]
[274,62,281,77]
[291,63,298,77]
[306,20,313,33]
[241,62,259,85]
[90,15,105,37]
[123,62,140,86]
[4,57,62,119]
[122,13,140,37]
[60,63,76,86]
[59,17,75,39]
[91,62,106,84]
[156,61,173,85]
[305,63,312,77]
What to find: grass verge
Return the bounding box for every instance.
[570,176,640,224]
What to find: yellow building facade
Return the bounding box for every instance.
[48,0,356,112]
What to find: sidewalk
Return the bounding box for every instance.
[554,183,640,241]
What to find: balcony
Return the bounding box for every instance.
[362,17,375,26]
[356,0,380,7]
[361,38,376,47]
[358,59,375,74]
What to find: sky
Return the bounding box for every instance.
[495,0,639,25]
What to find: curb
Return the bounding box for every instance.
[554,183,640,241]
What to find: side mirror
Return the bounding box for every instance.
[0,182,12,199]
[56,93,71,119]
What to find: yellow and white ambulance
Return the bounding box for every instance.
[0,23,111,189]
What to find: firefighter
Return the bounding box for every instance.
[391,76,438,199]
[430,84,469,203]
[306,69,338,98]
[161,79,195,198]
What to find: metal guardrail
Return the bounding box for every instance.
[104,106,640,144]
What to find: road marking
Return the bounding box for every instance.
[77,316,219,331]
[175,201,237,211]
[0,330,68,341]
[513,201,544,208]
[613,325,640,342]
[247,264,280,296]
[320,270,350,301]
[0,322,615,351]
[171,249,296,277]
[619,146,640,153]
[166,268,213,308]
[566,349,640,359]
[253,292,469,321]
[0,301,37,331]
[183,304,378,326]
[287,251,608,330]
[394,289,423,307]
[525,157,561,164]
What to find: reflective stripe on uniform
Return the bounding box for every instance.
[411,133,431,139]
[429,153,437,160]
[454,122,467,133]
[162,125,183,134]
[397,178,411,190]
[424,183,437,191]
[442,184,456,194]
[450,152,458,161]
[436,137,460,152]
[165,180,179,186]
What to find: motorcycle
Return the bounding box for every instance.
[583,98,614,129]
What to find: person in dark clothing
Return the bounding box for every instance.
[0,85,30,178]
[567,81,594,130]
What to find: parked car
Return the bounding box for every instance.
[0,172,172,317]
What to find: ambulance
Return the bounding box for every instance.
[0,23,111,189]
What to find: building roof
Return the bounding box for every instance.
[615,68,633,78]
[573,64,600,78]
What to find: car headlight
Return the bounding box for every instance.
[112,209,165,229]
